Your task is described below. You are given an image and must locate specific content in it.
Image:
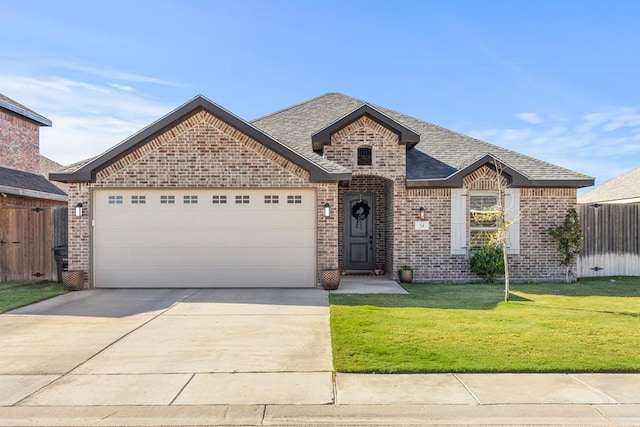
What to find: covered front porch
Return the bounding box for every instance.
[337,175,397,279]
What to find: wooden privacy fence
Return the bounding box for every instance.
[577,204,640,277]
[0,204,68,282]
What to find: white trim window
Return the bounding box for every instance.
[470,191,500,250]
[450,188,520,255]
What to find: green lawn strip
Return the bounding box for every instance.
[330,277,640,373]
[0,281,67,313]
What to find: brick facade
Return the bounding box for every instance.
[68,110,338,287]
[68,108,578,287]
[326,116,406,276]
[0,109,40,173]
[402,172,575,283]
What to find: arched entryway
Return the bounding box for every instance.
[338,175,394,276]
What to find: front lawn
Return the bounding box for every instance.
[0,281,67,313]
[330,277,640,373]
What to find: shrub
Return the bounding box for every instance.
[470,245,505,283]
[548,208,582,283]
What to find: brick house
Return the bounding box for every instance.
[51,93,593,288]
[0,93,67,281]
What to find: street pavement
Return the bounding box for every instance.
[0,288,638,426]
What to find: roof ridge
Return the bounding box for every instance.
[251,92,359,123]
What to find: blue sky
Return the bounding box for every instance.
[2,0,639,190]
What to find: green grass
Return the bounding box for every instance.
[0,280,67,313]
[330,276,640,373]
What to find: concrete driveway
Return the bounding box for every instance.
[0,288,334,406]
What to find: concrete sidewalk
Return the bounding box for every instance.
[1,289,639,425]
[1,375,639,426]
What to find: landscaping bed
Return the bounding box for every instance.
[330,277,640,373]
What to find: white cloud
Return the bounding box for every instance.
[468,107,640,186]
[0,73,174,166]
[110,83,135,92]
[515,112,542,124]
[44,59,187,88]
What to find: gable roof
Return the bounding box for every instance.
[0,93,52,127]
[311,104,420,150]
[51,95,351,183]
[578,167,640,204]
[252,93,594,188]
[51,92,594,188]
[406,153,533,188]
[0,166,67,201]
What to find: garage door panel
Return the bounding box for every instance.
[98,231,315,250]
[97,266,314,288]
[94,189,316,288]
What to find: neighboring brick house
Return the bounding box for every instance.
[51,94,593,288]
[0,93,67,281]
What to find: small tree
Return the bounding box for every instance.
[469,159,518,301]
[548,208,582,283]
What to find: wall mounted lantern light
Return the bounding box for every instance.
[75,203,83,217]
[418,206,425,221]
[323,203,331,217]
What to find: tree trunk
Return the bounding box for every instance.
[503,248,510,302]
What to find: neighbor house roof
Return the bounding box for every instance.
[39,155,68,193]
[0,165,67,201]
[0,93,52,126]
[51,95,351,183]
[578,167,640,204]
[252,93,594,188]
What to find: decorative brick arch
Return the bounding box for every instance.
[463,164,509,191]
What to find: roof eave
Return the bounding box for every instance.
[0,184,67,201]
[406,153,594,189]
[407,178,595,189]
[0,100,52,127]
[51,95,339,183]
[311,104,420,147]
[309,171,352,183]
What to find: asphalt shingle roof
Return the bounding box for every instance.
[0,166,67,197]
[54,93,593,186]
[578,166,640,204]
[252,93,593,184]
[0,93,52,126]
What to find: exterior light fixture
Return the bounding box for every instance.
[75,203,83,217]
[418,206,425,221]
[323,203,331,217]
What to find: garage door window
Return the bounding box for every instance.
[108,195,123,204]
[264,195,279,204]
[131,195,146,204]
[183,195,198,204]
[287,195,302,204]
[235,195,250,204]
[212,195,227,204]
[160,195,175,204]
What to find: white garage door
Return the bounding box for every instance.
[93,188,316,288]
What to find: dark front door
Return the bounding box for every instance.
[344,193,375,271]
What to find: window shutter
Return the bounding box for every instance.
[450,189,467,255]
[504,188,520,255]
